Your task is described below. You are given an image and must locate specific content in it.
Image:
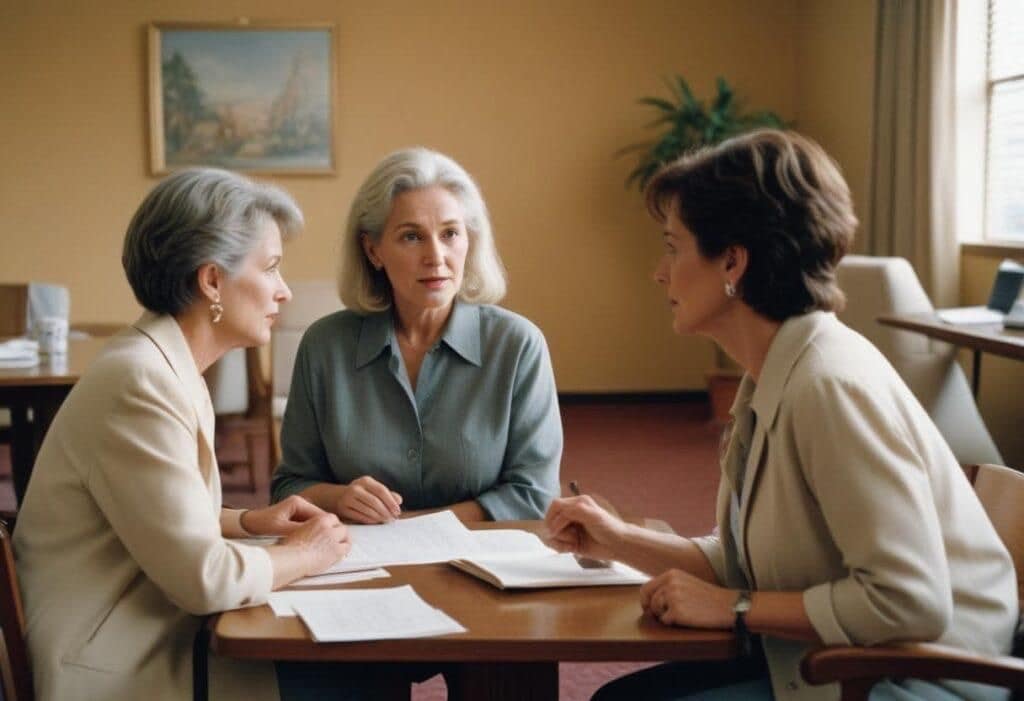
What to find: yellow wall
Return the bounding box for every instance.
[793,0,876,248]
[0,0,807,392]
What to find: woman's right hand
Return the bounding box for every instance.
[336,476,403,524]
[280,512,351,577]
[545,495,628,561]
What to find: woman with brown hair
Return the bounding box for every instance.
[546,130,1016,701]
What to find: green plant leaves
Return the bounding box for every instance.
[622,75,786,190]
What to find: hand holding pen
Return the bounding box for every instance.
[544,480,623,568]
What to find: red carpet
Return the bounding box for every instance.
[1,398,723,700]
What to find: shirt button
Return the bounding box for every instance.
[407,448,418,461]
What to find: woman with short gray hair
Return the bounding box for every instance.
[272,147,563,525]
[15,168,359,701]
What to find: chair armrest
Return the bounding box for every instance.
[801,643,1024,691]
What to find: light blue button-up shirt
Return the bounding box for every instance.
[271,303,563,519]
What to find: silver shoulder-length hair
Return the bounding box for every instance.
[123,167,303,316]
[338,147,507,313]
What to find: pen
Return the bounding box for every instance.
[566,480,612,568]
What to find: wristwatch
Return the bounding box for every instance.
[733,589,753,656]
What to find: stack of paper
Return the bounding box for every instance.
[0,338,38,368]
[325,511,553,574]
[290,585,466,642]
[450,552,650,590]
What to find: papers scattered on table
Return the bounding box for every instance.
[0,338,39,368]
[450,552,649,590]
[326,511,553,573]
[233,511,561,579]
[290,585,466,642]
[289,568,390,588]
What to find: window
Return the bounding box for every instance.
[985,0,1024,241]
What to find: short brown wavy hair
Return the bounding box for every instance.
[644,129,858,321]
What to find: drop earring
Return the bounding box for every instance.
[724,281,737,298]
[210,297,224,324]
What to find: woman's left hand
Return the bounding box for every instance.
[241,495,330,536]
[640,568,737,629]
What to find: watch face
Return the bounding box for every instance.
[734,591,752,614]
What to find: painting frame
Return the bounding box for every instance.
[148,21,337,176]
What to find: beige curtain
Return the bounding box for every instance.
[869,0,958,307]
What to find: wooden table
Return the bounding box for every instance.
[878,314,1024,397]
[212,522,737,700]
[0,334,112,504]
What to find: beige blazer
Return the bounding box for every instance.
[14,313,279,701]
[694,312,1017,701]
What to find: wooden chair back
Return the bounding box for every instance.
[0,521,33,701]
[0,285,28,338]
[965,464,1024,609]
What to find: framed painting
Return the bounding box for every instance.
[148,21,336,175]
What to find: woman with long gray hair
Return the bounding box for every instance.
[271,147,562,524]
[14,168,358,700]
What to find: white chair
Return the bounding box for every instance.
[205,347,268,492]
[270,280,343,462]
[836,255,1003,465]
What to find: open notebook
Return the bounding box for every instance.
[450,552,649,589]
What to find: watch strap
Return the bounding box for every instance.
[733,589,753,656]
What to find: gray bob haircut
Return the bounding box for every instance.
[123,167,303,316]
[338,147,507,313]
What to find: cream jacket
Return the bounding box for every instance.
[694,312,1017,701]
[14,313,279,701]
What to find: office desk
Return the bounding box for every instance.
[878,314,1024,396]
[212,521,737,701]
[0,335,111,504]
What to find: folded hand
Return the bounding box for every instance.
[242,495,328,536]
[641,569,735,629]
[337,476,403,524]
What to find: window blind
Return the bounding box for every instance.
[986,0,1024,240]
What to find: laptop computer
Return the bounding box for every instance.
[937,259,1024,325]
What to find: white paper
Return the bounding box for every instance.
[0,338,39,367]
[467,529,557,559]
[288,568,391,589]
[937,306,1005,325]
[326,511,479,573]
[232,512,556,575]
[451,552,649,589]
[292,585,466,642]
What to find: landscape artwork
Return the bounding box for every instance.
[150,24,334,174]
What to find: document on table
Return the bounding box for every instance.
[291,585,466,642]
[287,568,391,589]
[450,552,649,590]
[325,510,552,573]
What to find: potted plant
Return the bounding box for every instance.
[620,76,785,421]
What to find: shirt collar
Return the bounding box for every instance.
[439,302,481,366]
[355,311,393,368]
[745,311,833,430]
[353,302,482,369]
